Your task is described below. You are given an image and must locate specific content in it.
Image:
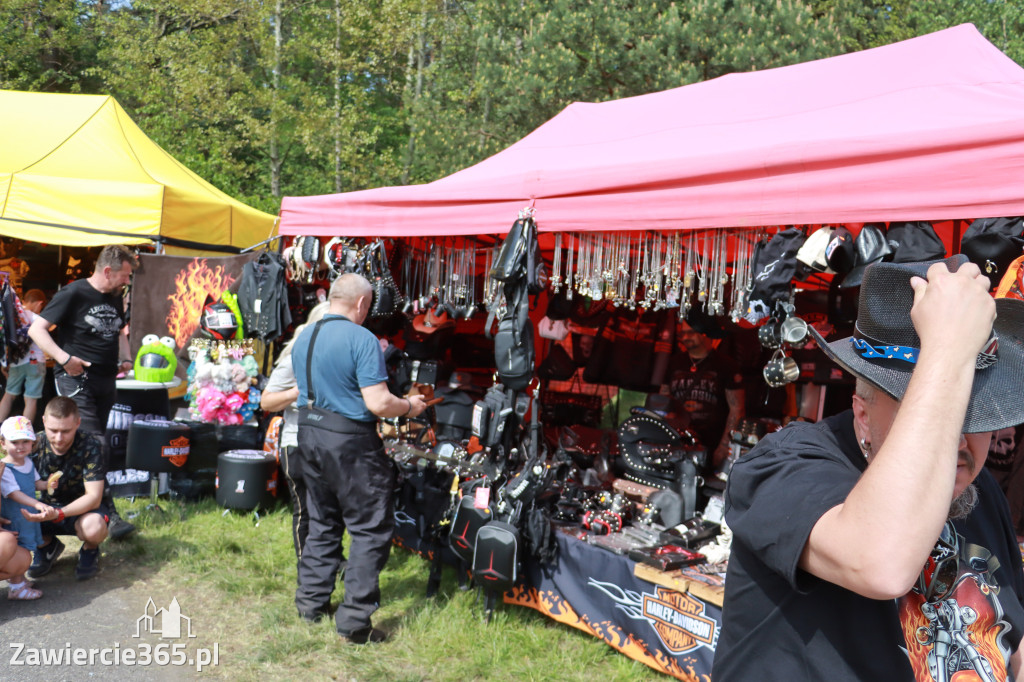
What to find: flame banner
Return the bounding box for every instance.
[130,253,257,383]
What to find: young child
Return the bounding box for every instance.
[0,415,54,600]
[0,289,48,423]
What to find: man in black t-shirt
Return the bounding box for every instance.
[667,320,744,470]
[29,244,138,539]
[25,397,110,581]
[714,257,1024,681]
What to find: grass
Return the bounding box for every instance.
[110,495,667,682]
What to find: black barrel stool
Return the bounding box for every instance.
[216,450,280,518]
[167,420,219,500]
[126,419,191,509]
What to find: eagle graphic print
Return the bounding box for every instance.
[82,303,124,340]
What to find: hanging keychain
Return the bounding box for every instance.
[629,233,642,309]
[665,231,681,308]
[565,233,575,301]
[590,234,604,301]
[552,232,563,294]
[579,231,589,297]
[697,231,710,307]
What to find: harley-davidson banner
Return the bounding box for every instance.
[506,532,719,681]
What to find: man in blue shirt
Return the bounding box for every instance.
[292,273,426,644]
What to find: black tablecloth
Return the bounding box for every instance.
[393,519,719,680]
[508,532,718,680]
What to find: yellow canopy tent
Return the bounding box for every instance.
[0,90,277,253]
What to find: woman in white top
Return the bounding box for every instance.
[261,302,330,559]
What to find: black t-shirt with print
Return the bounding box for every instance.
[40,278,126,371]
[32,430,106,507]
[667,347,742,450]
[714,410,1024,681]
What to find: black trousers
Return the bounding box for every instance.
[280,444,319,560]
[294,418,395,634]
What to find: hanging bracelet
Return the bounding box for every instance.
[58,354,71,367]
[55,507,65,523]
[404,398,412,417]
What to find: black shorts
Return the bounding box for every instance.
[40,502,111,537]
[54,368,117,436]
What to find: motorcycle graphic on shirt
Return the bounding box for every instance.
[898,522,1013,681]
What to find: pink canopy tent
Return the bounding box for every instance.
[280,24,1024,238]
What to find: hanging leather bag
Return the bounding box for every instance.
[537,344,575,381]
[365,240,403,318]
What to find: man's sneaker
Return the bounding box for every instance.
[107,512,136,540]
[339,627,388,644]
[26,539,64,580]
[75,547,100,581]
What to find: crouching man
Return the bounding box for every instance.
[24,396,109,581]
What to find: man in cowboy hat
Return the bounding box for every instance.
[713,256,1024,681]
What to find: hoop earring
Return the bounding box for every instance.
[859,438,872,456]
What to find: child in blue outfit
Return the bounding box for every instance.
[0,415,54,600]
[0,289,48,423]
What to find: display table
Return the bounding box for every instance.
[107,374,183,496]
[392,521,720,681]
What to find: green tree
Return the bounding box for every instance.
[0,0,104,92]
[90,0,416,211]
[817,0,1024,64]
[403,0,849,184]
[7,0,1024,213]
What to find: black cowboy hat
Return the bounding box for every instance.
[807,255,1024,433]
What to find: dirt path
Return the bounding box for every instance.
[0,538,206,681]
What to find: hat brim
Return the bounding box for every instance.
[839,257,886,289]
[808,296,1024,433]
[411,315,456,335]
[2,430,35,441]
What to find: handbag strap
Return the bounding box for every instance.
[303,315,351,409]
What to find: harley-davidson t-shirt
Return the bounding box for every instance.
[714,411,1024,681]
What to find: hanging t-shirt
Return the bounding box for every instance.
[13,310,44,366]
[667,347,742,450]
[40,279,126,372]
[714,411,1024,681]
[0,257,30,294]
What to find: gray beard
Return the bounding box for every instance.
[948,483,979,521]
